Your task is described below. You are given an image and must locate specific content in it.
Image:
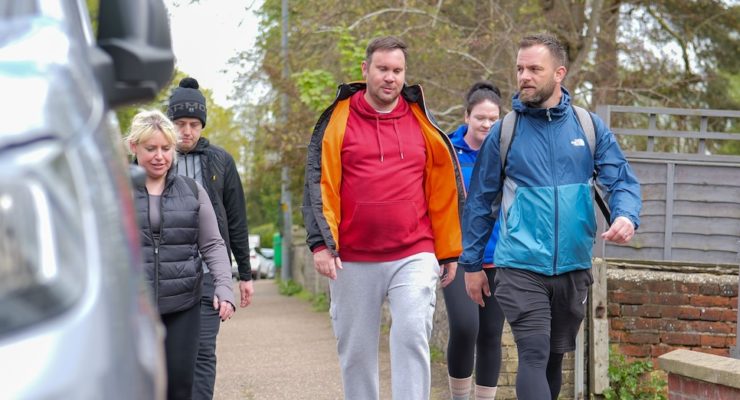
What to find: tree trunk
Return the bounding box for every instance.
[542,0,593,91]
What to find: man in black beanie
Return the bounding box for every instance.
[167,77,254,400]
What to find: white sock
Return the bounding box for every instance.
[449,375,472,400]
[475,385,497,400]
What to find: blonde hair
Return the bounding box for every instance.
[124,109,178,157]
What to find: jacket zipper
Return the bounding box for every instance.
[154,239,160,302]
[144,186,161,304]
[547,108,559,275]
[146,185,163,305]
[156,183,166,303]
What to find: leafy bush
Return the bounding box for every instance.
[278,279,303,296]
[603,346,667,400]
[278,280,330,313]
[311,292,329,312]
[430,345,445,363]
[250,223,276,248]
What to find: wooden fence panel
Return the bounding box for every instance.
[595,106,740,265]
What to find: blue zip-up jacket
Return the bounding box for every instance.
[449,124,500,264]
[459,88,641,275]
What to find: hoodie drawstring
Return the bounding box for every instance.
[375,117,405,162]
[375,116,384,162]
[393,119,404,160]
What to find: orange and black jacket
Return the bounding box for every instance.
[301,82,466,264]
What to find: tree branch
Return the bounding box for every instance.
[347,7,464,31]
[646,6,692,75]
[566,0,604,88]
[432,0,444,27]
[445,49,494,76]
[432,104,464,118]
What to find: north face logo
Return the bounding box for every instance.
[571,138,585,147]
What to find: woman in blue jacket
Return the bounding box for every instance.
[444,82,506,400]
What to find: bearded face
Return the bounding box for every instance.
[516,45,566,109]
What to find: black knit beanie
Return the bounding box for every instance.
[167,77,207,127]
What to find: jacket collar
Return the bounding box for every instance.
[449,124,473,152]
[335,82,427,110]
[192,137,210,153]
[332,81,443,134]
[177,137,210,155]
[163,168,179,190]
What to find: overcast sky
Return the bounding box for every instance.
[164,0,261,107]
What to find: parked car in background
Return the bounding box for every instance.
[234,234,263,280]
[232,248,260,280]
[256,248,276,279]
[0,0,174,398]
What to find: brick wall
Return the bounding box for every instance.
[658,349,740,400]
[608,267,738,361]
[667,375,740,399]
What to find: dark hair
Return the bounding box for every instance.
[519,33,568,69]
[365,36,408,65]
[465,81,502,115]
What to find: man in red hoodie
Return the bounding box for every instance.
[302,36,466,399]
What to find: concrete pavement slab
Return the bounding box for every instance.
[213,280,450,399]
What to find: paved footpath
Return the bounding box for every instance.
[213,279,450,399]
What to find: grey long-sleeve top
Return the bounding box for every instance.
[148,182,236,307]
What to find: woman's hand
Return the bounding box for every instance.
[440,262,457,287]
[213,295,235,321]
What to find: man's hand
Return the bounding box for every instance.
[313,248,342,280]
[239,280,254,308]
[465,270,491,307]
[601,216,635,244]
[440,262,457,287]
[213,296,235,321]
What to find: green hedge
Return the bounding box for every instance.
[250,223,276,248]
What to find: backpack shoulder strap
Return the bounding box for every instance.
[573,105,612,225]
[499,110,518,170]
[573,105,595,155]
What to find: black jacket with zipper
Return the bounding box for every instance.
[178,137,252,281]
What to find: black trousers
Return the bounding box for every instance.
[442,268,505,386]
[192,273,222,400]
[161,302,201,400]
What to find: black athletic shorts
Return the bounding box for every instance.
[493,267,593,353]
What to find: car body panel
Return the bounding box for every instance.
[0,0,170,398]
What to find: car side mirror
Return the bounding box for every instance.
[91,0,175,108]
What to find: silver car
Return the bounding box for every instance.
[0,0,174,398]
[256,247,276,279]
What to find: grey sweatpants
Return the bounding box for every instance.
[329,252,439,400]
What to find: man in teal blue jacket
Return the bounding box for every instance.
[459,33,641,400]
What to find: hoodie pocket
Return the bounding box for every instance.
[342,201,419,253]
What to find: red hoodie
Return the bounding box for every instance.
[337,90,435,262]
